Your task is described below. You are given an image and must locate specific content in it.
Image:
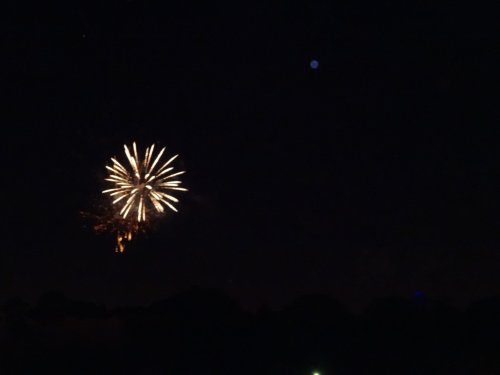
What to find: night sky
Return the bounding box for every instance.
[2,1,498,311]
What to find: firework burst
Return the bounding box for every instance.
[101,142,187,251]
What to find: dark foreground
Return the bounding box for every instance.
[1,289,500,374]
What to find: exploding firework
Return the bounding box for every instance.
[101,142,187,252]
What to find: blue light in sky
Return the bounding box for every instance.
[310,60,319,69]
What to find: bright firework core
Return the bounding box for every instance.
[103,142,187,223]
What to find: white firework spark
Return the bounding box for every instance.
[103,142,187,222]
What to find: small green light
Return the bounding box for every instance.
[313,372,320,375]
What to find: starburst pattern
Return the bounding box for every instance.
[103,142,187,223]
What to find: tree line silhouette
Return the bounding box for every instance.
[1,288,500,374]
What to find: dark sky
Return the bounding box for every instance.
[2,1,498,310]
